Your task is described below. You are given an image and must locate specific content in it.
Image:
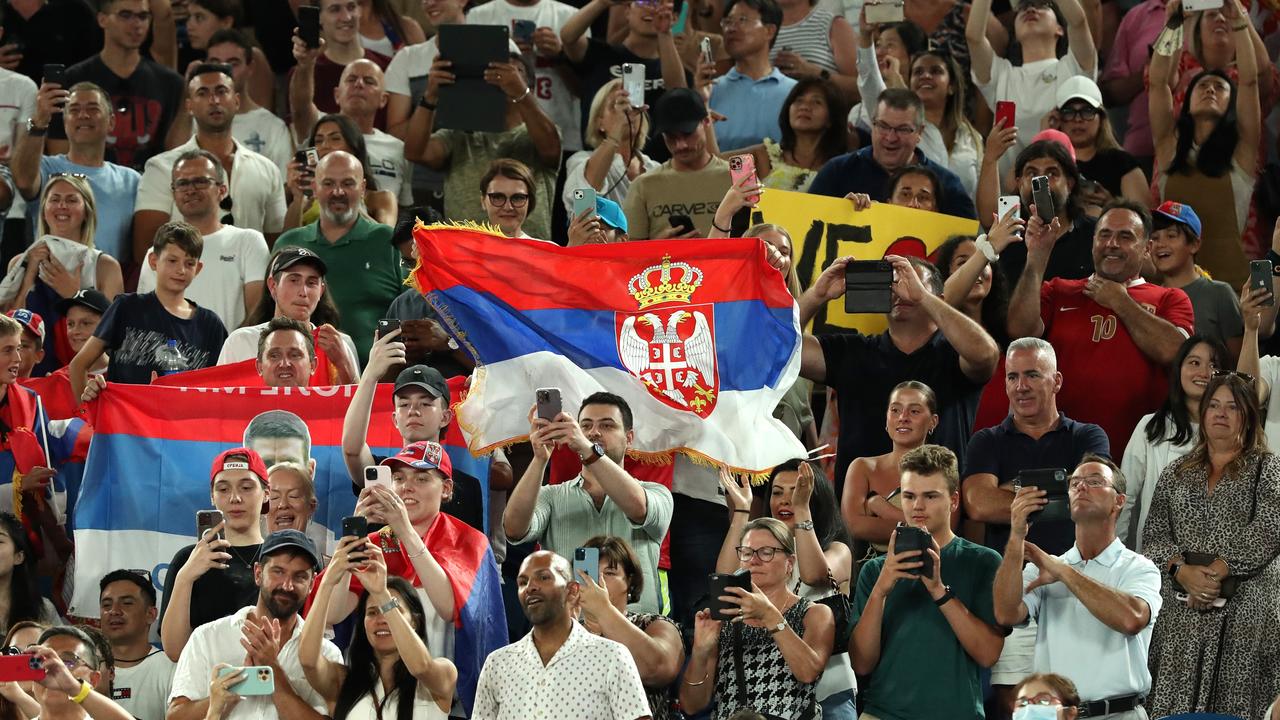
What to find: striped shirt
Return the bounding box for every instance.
[771,7,839,73]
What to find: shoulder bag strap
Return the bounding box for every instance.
[731,621,749,710]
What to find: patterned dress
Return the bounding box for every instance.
[1141,451,1280,719]
[626,611,679,720]
[713,597,820,720]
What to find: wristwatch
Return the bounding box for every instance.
[580,442,606,466]
[377,597,402,614]
[25,118,47,136]
[934,585,956,607]
[794,520,815,532]
[768,618,787,634]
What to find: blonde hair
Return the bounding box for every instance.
[585,79,651,151]
[739,516,796,555]
[37,175,98,249]
[746,223,802,299]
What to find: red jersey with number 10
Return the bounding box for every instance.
[1040,277,1195,458]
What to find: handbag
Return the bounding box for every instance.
[814,571,853,655]
[1171,458,1266,600]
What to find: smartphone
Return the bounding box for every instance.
[844,259,894,314]
[304,147,319,169]
[535,387,562,421]
[573,547,600,584]
[1031,176,1054,223]
[571,188,597,219]
[377,319,402,338]
[341,515,368,538]
[1182,0,1224,11]
[41,63,65,87]
[622,63,645,108]
[196,510,224,542]
[512,19,537,42]
[0,655,45,682]
[706,569,752,620]
[997,194,1021,220]
[864,0,905,23]
[669,214,694,235]
[1014,468,1070,523]
[728,154,760,204]
[1250,260,1274,306]
[699,36,714,66]
[893,523,934,578]
[218,666,275,696]
[995,100,1016,130]
[364,465,393,490]
[298,5,322,49]
[1175,590,1228,607]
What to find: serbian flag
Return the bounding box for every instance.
[412,226,807,472]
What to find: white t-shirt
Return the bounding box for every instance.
[465,0,585,151]
[0,68,36,217]
[345,681,449,720]
[137,225,270,330]
[135,137,287,234]
[974,53,1093,172]
[112,650,175,720]
[218,320,361,374]
[364,129,415,207]
[232,107,295,177]
[385,41,439,99]
[1261,356,1280,449]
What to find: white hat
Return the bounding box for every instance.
[1055,75,1103,110]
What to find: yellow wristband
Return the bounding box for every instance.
[70,680,91,704]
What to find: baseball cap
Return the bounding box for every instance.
[209,447,270,487]
[380,440,453,479]
[55,289,110,317]
[1153,201,1203,239]
[6,309,44,344]
[596,197,628,233]
[1056,75,1104,110]
[1030,128,1076,162]
[652,88,708,136]
[393,364,450,400]
[258,529,321,571]
[270,247,328,276]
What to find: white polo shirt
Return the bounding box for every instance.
[168,605,342,720]
[1022,538,1163,701]
[135,136,286,234]
[472,621,650,720]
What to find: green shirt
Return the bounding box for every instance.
[275,215,404,364]
[853,535,1001,720]
[434,124,558,242]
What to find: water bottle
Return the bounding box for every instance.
[154,339,187,376]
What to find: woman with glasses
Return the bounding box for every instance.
[1142,372,1280,718]
[683,516,834,719]
[0,174,123,375]
[1011,673,1080,720]
[1047,77,1148,216]
[284,114,397,231]
[480,159,543,241]
[0,621,46,720]
[1119,336,1228,551]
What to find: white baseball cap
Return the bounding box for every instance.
[1055,75,1103,110]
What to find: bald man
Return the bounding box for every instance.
[273,151,404,364]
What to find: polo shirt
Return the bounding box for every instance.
[1022,538,1162,701]
[275,216,404,364]
[708,67,796,151]
[807,146,977,219]
[964,413,1111,554]
[819,329,986,494]
[510,476,673,614]
[854,536,1001,720]
[134,136,286,235]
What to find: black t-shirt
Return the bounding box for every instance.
[819,330,985,494]
[0,0,100,85]
[1077,148,1141,199]
[997,214,1097,286]
[158,542,262,632]
[94,292,228,385]
[242,1,298,76]
[49,55,184,171]
[573,40,674,162]
[358,455,486,535]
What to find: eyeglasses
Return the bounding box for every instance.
[114,9,152,23]
[1059,105,1100,121]
[735,545,790,562]
[720,16,764,29]
[1067,473,1113,491]
[485,192,529,208]
[220,195,234,225]
[1212,370,1255,384]
[1015,695,1064,708]
[172,176,219,191]
[873,120,918,137]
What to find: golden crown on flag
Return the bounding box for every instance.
[627,255,704,309]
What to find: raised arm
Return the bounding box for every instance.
[404,59,453,169]
[363,484,456,620]
[792,462,850,587]
[1224,0,1260,175]
[486,59,561,168]
[993,488,1039,626]
[1006,212,1059,339]
[943,209,1024,309]
[965,0,997,84]
[1057,0,1098,75]
[561,0,612,63]
[341,331,404,486]
[288,34,324,144]
[577,572,683,688]
[1239,283,1271,405]
[889,255,998,382]
[299,539,358,702]
[1148,2,1183,166]
[503,411,553,542]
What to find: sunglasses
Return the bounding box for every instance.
[220,195,234,225]
[1212,370,1255,384]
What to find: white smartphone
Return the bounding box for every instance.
[997,195,1021,220]
[622,63,645,108]
[1182,0,1223,12]
[1175,591,1227,608]
[364,465,393,489]
[865,0,905,24]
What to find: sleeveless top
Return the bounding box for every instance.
[627,611,679,720]
[714,597,819,719]
[771,7,839,73]
[1158,146,1253,289]
[762,138,819,192]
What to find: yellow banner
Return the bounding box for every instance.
[752,189,980,334]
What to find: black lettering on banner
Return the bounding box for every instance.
[787,221,872,334]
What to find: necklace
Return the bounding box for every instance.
[226,544,257,570]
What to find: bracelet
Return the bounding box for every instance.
[418,95,437,111]
[1232,22,1250,31]
[684,671,710,686]
[975,234,999,262]
[794,520,815,531]
[511,87,531,103]
[406,543,429,559]
[732,509,750,514]
[711,219,731,233]
[1153,25,1184,57]
[70,680,91,704]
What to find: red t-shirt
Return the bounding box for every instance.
[1040,278,1194,458]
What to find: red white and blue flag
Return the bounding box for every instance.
[412,226,807,472]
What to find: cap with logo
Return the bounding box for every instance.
[6,309,44,344]
[380,440,453,479]
[258,529,321,571]
[1153,201,1203,239]
[393,364,450,401]
[270,247,328,276]
[209,447,270,487]
[55,289,111,317]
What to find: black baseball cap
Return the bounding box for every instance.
[258,529,321,571]
[55,289,110,316]
[394,364,450,401]
[270,247,328,276]
[652,88,708,136]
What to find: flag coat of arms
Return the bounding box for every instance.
[411,226,807,472]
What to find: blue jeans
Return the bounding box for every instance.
[822,689,857,720]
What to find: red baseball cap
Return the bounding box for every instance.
[209,447,270,487]
[380,440,453,479]
[6,309,44,344]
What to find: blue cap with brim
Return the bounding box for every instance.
[596,197,628,233]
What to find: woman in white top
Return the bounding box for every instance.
[302,537,456,720]
[1119,335,1227,551]
[562,80,660,216]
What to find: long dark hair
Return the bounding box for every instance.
[243,247,344,328]
[309,114,381,191]
[1145,336,1230,446]
[333,577,427,720]
[777,78,848,166]
[934,233,1010,347]
[764,460,850,552]
[0,514,42,632]
[368,0,413,49]
[1176,373,1268,479]
[1169,69,1240,178]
